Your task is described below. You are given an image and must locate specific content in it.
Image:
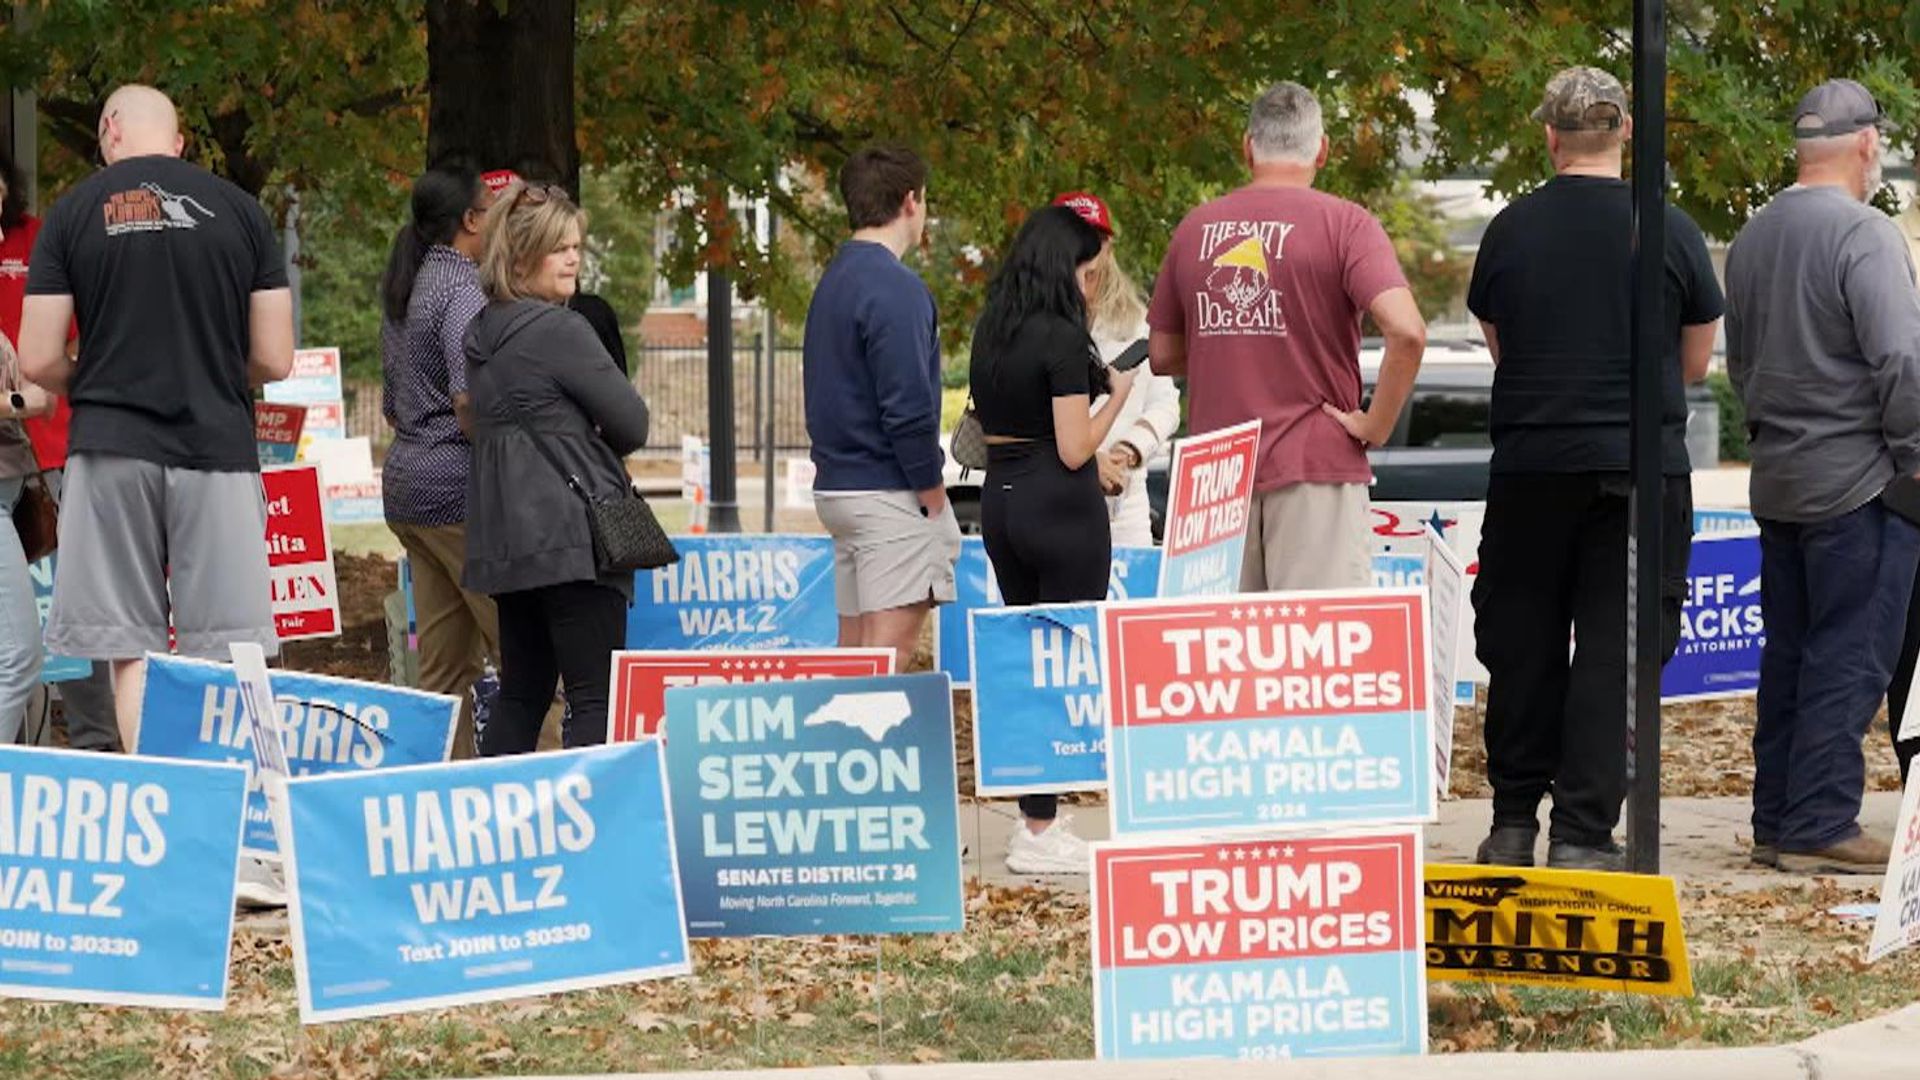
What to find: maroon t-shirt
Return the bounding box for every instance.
[1149,184,1407,492]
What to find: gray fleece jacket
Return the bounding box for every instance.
[461,298,650,598]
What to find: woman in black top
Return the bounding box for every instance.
[464,182,650,751]
[969,205,1136,875]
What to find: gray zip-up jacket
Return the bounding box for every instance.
[462,299,650,598]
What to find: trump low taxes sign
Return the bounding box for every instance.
[663,673,963,938]
[607,648,894,743]
[279,742,691,1023]
[970,603,1108,795]
[0,747,248,1010]
[1092,829,1425,1061]
[1159,421,1260,598]
[628,535,838,650]
[1102,591,1433,837]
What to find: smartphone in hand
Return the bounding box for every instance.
[1110,338,1150,372]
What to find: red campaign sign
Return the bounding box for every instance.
[606,648,895,743]
[262,464,341,642]
[304,400,345,434]
[1162,421,1260,558]
[1092,830,1420,969]
[289,347,341,380]
[1102,592,1428,728]
[255,403,308,446]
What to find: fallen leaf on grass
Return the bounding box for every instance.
[911,1046,946,1062]
[787,1012,818,1029]
[626,1010,672,1033]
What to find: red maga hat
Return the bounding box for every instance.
[1052,190,1114,236]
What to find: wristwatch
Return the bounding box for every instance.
[6,393,23,412]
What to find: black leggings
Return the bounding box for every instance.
[981,442,1111,820]
[483,580,627,754]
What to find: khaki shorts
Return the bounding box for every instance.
[815,490,963,615]
[1239,482,1372,592]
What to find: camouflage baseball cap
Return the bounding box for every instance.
[1531,66,1628,131]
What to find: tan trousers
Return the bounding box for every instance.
[390,521,561,756]
[1238,482,1373,592]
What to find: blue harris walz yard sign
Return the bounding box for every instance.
[627,535,838,650]
[0,747,248,1009]
[937,538,1160,687]
[663,672,964,938]
[135,655,458,858]
[968,603,1109,795]
[278,742,691,1022]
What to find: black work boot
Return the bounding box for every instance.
[1547,840,1626,872]
[1475,824,1539,867]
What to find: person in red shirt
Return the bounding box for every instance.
[0,152,119,752]
[1147,82,1427,591]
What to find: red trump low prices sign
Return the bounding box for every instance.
[263,464,341,642]
[606,648,895,742]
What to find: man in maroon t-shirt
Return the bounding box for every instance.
[1149,81,1427,591]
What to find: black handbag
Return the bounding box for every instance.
[494,378,679,574]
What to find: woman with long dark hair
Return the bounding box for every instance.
[379,164,497,759]
[970,205,1136,874]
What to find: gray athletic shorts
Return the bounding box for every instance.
[46,452,279,661]
[814,490,962,616]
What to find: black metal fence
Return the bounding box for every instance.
[340,338,809,460]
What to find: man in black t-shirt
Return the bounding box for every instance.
[15,84,295,748]
[1465,67,1724,871]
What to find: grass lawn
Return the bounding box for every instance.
[3,881,1916,1078]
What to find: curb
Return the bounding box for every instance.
[504,1001,1920,1080]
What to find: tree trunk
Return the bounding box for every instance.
[425,0,578,197]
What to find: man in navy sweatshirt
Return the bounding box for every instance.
[804,145,961,669]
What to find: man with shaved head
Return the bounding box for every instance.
[15,84,295,750]
[1727,79,1920,874]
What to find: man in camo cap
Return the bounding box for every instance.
[1467,65,1721,871]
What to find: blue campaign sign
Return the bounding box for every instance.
[937,538,1161,687]
[628,535,838,650]
[663,672,963,937]
[0,746,247,1009]
[135,656,458,857]
[280,742,690,1022]
[28,555,90,684]
[1694,508,1758,536]
[1370,553,1425,590]
[969,603,1108,795]
[1662,532,1764,702]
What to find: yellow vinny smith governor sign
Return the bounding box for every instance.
[1424,865,1693,998]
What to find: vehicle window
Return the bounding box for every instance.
[1404,389,1490,448]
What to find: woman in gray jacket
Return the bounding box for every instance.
[463,182,648,751]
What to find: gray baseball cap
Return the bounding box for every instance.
[1793,78,1882,137]
[1531,66,1628,131]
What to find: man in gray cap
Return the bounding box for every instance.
[1466,66,1722,870]
[1726,78,1920,874]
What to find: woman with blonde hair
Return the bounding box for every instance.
[1053,192,1181,547]
[462,182,650,751]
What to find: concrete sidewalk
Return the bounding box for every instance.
[517,1001,1920,1079]
[962,791,1903,892]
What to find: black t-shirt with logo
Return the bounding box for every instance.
[1467,175,1724,476]
[26,156,287,471]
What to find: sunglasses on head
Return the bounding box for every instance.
[511,182,569,209]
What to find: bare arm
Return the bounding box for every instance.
[1148,330,1187,378]
[1054,370,1137,470]
[453,392,474,438]
[1323,286,1426,446]
[17,295,76,395]
[1680,320,1718,384]
[1479,320,1501,367]
[248,288,296,388]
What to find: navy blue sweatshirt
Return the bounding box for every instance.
[802,241,945,492]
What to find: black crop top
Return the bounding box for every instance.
[967,314,1101,439]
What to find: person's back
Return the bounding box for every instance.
[35,156,283,469]
[1727,185,1917,522]
[803,241,941,489]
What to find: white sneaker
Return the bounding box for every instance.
[235,854,287,909]
[1006,816,1091,875]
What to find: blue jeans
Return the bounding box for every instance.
[1754,500,1920,851]
[0,477,45,742]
